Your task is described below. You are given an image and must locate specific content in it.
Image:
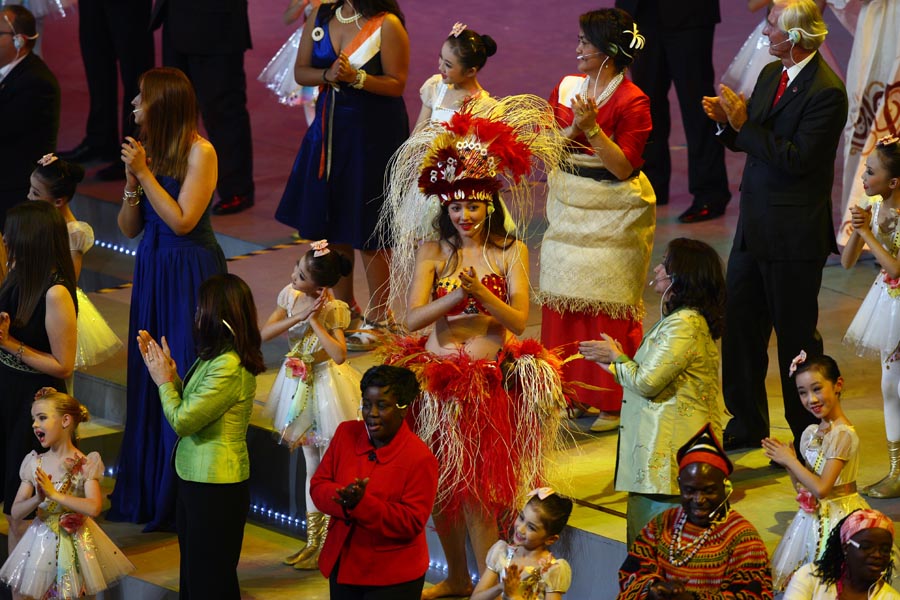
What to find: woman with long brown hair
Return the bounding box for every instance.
[0,201,77,557]
[108,67,227,530]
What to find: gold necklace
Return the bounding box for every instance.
[335,2,360,24]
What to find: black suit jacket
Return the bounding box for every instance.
[0,53,60,217]
[723,53,847,261]
[150,0,251,55]
[615,0,720,29]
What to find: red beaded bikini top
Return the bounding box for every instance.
[433,273,508,316]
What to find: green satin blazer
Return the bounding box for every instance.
[158,350,256,484]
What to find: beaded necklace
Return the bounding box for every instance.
[667,508,727,567]
[335,2,361,25]
[581,71,624,107]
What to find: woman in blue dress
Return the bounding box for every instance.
[108,67,227,530]
[275,0,409,343]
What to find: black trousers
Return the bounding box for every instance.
[77,0,154,150]
[330,560,426,600]
[176,477,249,600]
[162,29,255,201]
[722,247,823,449]
[629,24,729,206]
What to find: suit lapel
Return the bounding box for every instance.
[767,53,820,119]
[748,62,782,123]
[0,53,33,97]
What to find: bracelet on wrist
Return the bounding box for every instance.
[351,68,367,90]
[15,341,25,362]
[123,185,143,207]
[585,123,601,138]
[322,69,332,83]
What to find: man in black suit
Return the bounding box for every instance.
[615,0,731,222]
[150,0,255,215]
[59,0,154,181]
[704,0,847,452]
[0,5,59,230]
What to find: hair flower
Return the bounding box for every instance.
[526,487,556,500]
[37,153,58,167]
[310,239,330,257]
[622,23,645,51]
[877,135,900,149]
[449,22,467,38]
[788,350,807,377]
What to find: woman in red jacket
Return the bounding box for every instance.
[310,364,438,599]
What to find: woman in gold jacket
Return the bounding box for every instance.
[580,238,726,546]
[138,273,265,599]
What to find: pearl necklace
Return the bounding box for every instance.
[582,71,624,106]
[335,2,360,24]
[667,508,725,567]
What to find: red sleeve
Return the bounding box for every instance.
[309,422,348,519]
[607,83,652,169]
[549,78,574,129]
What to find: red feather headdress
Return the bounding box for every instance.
[418,109,535,205]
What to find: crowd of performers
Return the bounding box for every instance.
[3,0,900,598]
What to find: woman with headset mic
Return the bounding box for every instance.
[579,238,727,545]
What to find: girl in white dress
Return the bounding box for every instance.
[261,240,360,569]
[842,137,900,498]
[412,22,497,132]
[0,388,134,599]
[28,154,123,369]
[763,354,870,591]
[470,489,573,600]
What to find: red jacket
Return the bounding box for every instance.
[310,420,438,585]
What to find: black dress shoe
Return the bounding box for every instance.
[95,161,125,181]
[59,141,118,163]
[212,195,254,215]
[678,202,727,224]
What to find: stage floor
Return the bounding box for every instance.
[11,0,897,598]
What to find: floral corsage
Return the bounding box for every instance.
[796,488,817,514]
[284,344,314,383]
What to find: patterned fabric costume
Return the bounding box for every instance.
[485,540,571,598]
[618,506,773,600]
[770,424,869,591]
[379,336,568,520]
[538,73,655,412]
[0,451,134,599]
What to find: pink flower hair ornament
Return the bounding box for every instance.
[525,487,556,500]
[310,239,330,257]
[37,153,58,167]
[449,22,467,38]
[788,350,807,377]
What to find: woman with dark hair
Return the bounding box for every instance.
[275,0,409,346]
[580,238,726,544]
[538,7,655,433]
[783,509,897,599]
[310,364,438,600]
[138,273,263,599]
[110,67,227,529]
[413,22,497,132]
[379,103,568,599]
[0,201,77,555]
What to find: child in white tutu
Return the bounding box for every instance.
[762,353,869,591]
[261,240,361,569]
[842,136,900,498]
[0,388,134,599]
[28,154,123,369]
[257,0,322,124]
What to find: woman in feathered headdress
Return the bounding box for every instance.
[377,99,569,600]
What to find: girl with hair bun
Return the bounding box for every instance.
[260,241,362,570]
[413,22,497,132]
[28,154,123,369]
[0,387,135,599]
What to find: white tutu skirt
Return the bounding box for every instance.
[258,27,320,114]
[0,516,135,599]
[770,492,869,590]
[75,288,124,368]
[843,275,900,358]
[263,359,361,447]
[721,20,776,98]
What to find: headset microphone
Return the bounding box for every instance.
[132,108,142,114]
[577,51,602,60]
[770,38,793,49]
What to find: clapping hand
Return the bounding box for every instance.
[647,578,689,600]
[571,94,599,133]
[458,267,487,300]
[502,563,524,600]
[299,288,332,323]
[761,437,797,467]
[717,84,748,131]
[121,136,149,180]
[137,330,178,386]
[579,333,625,365]
[850,204,872,234]
[334,477,369,510]
[34,467,56,502]
[0,311,10,345]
